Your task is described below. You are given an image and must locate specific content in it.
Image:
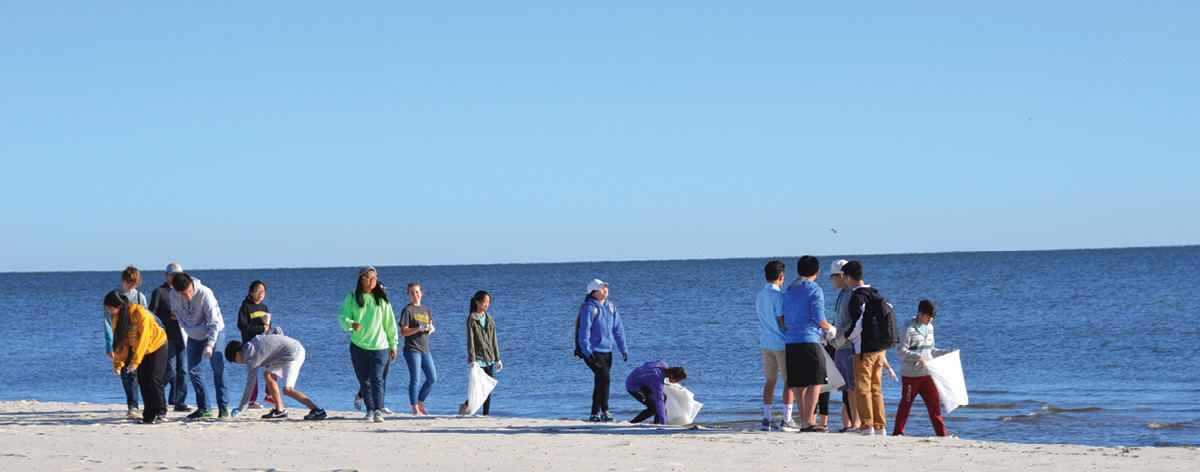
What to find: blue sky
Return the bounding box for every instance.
[2,1,1197,272]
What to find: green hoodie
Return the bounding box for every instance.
[339,292,399,351]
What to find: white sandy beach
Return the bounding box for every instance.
[0,400,1194,471]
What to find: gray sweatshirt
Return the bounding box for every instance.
[895,317,951,377]
[237,328,304,410]
[168,277,225,347]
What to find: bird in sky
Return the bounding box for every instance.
[831,228,838,234]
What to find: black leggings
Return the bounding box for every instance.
[629,388,657,424]
[138,344,168,423]
[585,352,613,415]
[816,391,830,416]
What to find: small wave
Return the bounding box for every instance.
[999,412,1044,423]
[963,403,1017,409]
[1146,422,1191,430]
[1042,405,1102,413]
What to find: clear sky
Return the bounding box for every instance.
[2,2,1197,272]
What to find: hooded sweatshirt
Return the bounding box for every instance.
[577,297,628,359]
[111,304,167,371]
[625,360,670,425]
[338,291,398,351]
[168,277,226,347]
[103,288,146,354]
[236,328,304,410]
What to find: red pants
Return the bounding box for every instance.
[893,375,947,436]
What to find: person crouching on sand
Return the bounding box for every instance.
[625,360,687,425]
[103,289,168,424]
[226,329,327,421]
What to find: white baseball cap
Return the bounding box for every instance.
[829,260,848,276]
[586,279,609,293]
[166,263,184,274]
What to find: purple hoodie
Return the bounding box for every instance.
[625,360,669,424]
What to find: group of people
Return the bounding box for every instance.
[755,256,955,436]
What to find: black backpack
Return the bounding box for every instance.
[859,288,900,352]
[573,303,599,358]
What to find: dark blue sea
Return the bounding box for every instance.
[2,246,1197,448]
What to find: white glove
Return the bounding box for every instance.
[825,326,837,340]
[496,360,503,372]
[202,345,214,360]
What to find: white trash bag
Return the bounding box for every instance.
[466,363,498,415]
[663,380,703,425]
[925,350,969,413]
[820,348,845,394]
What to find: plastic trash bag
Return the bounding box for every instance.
[925,350,968,413]
[820,348,845,394]
[466,363,498,415]
[663,380,703,425]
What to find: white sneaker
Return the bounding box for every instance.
[353,394,363,412]
[860,428,874,436]
[380,407,394,415]
[874,428,887,436]
[779,420,800,432]
[372,410,385,423]
[364,411,373,421]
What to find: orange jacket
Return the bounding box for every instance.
[112,304,167,371]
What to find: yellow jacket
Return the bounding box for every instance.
[112,304,167,371]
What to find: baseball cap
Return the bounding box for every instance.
[359,266,377,277]
[829,260,848,276]
[166,263,184,274]
[586,279,609,293]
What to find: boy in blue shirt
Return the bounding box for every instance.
[781,255,836,432]
[755,260,797,431]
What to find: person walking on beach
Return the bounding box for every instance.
[842,260,894,435]
[893,300,954,437]
[828,259,862,432]
[625,360,687,425]
[169,272,231,419]
[781,256,836,432]
[339,266,399,423]
[149,263,190,413]
[226,328,328,421]
[237,280,274,409]
[576,279,628,422]
[755,260,796,431]
[399,283,438,415]
[103,290,168,424]
[460,290,501,416]
[103,266,148,418]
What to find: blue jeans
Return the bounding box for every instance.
[403,350,438,406]
[350,343,389,411]
[186,332,228,412]
[164,337,189,407]
[120,369,139,409]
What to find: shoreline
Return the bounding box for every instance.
[1,401,1195,471]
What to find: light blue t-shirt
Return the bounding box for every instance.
[755,283,787,351]
[782,279,826,344]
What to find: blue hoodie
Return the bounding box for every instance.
[577,297,628,359]
[625,360,670,425]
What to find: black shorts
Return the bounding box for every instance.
[785,342,827,388]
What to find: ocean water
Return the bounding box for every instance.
[1,246,1197,448]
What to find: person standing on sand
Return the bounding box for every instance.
[625,360,687,425]
[755,260,796,431]
[169,272,231,419]
[842,260,891,435]
[103,290,168,424]
[399,283,438,415]
[237,280,274,409]
[149,263,190,414]
[339,266,398,423]
[781,255,836,432]
[577,279,628,422]
[893,300,954,437]
[828,259,862,432]
[460,290,501,416]
[103,266,148,419]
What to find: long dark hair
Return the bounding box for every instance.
[245,280,265,303]
[355,274,389,307]
[104,290,132,346]
[469,291,490,314]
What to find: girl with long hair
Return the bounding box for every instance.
[103,289,168,424]
[338,266,399,423]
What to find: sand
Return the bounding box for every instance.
[0,400,1195,471]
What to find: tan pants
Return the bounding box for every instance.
[853,350,887,431]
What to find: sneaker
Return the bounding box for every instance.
[354,394,364,412]
[860,428,874,435]
[364,411,374,421]
[262,409,288,419]
[779,420,801,432]
[600,412,615,422]
[187,410,212,419]
[304,408,328,421]
[874,428,887,436]
[760,419,780,431]
[380,407,394,415]
[247,402,263,409]
[126,408,141,419]
[173,405,193,412]
[587,414,601,422]
[372,410,385,423]
[218,407,230,419]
